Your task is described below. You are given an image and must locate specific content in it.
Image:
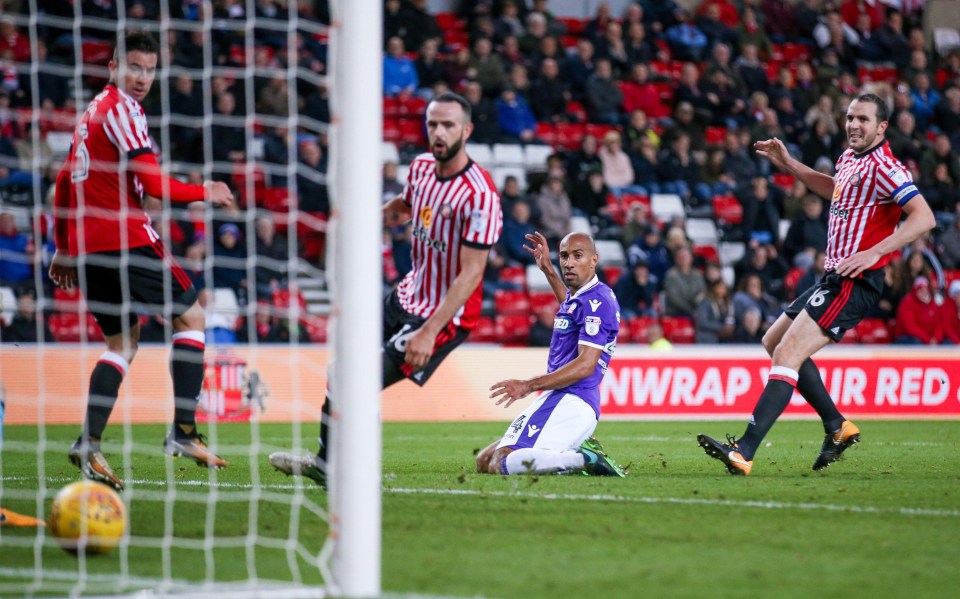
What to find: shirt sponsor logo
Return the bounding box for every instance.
[585,316,602,336]
[420,205,433,228]
[829,203,850,221]
[412,225,448,252]
[554,317,570,330]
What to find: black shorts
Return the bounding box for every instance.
[785,268,884,342]
[80,244,198,337]
[382,289,470,387]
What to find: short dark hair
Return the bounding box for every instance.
[113,31,159,61]
[430,92,472,123]
[855,93,889,124]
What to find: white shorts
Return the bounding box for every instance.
[496,391,598,451]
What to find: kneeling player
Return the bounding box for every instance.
[476,232,625,477]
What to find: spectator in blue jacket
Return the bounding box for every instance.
[496,87,537,143]
[383,36,418,97]
[665,10,708,62]
[0,212,32,291]
[499,200,537,267]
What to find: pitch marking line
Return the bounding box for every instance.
[3,476,957,519]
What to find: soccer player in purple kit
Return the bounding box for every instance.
[476,231,626,477]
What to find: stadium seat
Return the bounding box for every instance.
[492,143,525,167]
[686,218,719,246]
[398,120,426,146]
[534,122,558,148]
[629,316,659,344]
[660,316,696,344]
[705,126,727,146]
[565,100,587,123]
[494,289,530,316]
[570,215,592,235]
[595,239,627,266]
[46,132,73,156]
[526,264,553,291]
[585,124,616,141]
[719,242,746,266]
[778,219,791,242]
[272,288,308,319]
[556,16,586,35]
[692,244,719,264]
[616,321,632,344]
[81,39,112,64]
[213,288,241,331]
[383,96,402,119]
[555,123,586,150]
[382,141,400,164]
[838,325,860,344]
[48,312,82,343]
[524,144,554,170]
[383,118,401,143]
[856,318,892,345]
[650,193,684,223]
[300,314,329,343]
[784,267,805,299]
[470,316,498,343]
[499,265,527,289]
[712,194,743,225]
[772,172,795,192]
[491,166,526,190]
[943,269,960,288]
[721,266,735,287]
[465,143,492,165]
[0,286,16,326]
[528,291,559,314]
[263,187,294,213]
[495,313,532,345]
[397,96,427,118]
[602,265,623,286]
[232,163,267,208]
[396,164,410,183]
[435,12,467,33]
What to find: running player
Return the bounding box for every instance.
[269,92,503,485]
[50,32,234,491]
[698,93,936,475]
[476,231,625,477]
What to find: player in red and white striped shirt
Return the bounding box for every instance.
[49,32,234,490]
[699,93,936,475]
[270,93,503,485]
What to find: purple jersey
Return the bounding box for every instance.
[547,276,620,417]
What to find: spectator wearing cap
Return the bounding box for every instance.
[614,259,658,319]
[585,58,622,125]
[894,277,946,345]
[943,281,960,344]
[213,222,248,300]
[598,131,644,197]
[496,86,538,144]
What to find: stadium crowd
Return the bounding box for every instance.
[2,0,960,347]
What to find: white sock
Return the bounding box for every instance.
[502,448,586,475]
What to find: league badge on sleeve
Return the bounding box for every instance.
[585,316,601,336]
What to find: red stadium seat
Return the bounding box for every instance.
[81,40,113,65]
[556,17,586,35]
[944,269,960,288]
[617,321,632,344]
[383,97,402,119]
[435,12,467,32]
[495,314,532,345]
[705,126,728,146]
[535,122,558,147]
[528,291,559,315]
[499,265,527,289]
[628,316,659,344]
[661,316,696,344]
[693,244,719,264]
[555,123,586,150]
[772,172,796,192]
[712,194,743,225]
[398,119,426,146]
[855,318,892,345]
[784,267,805,299]
[494,289,530,316]
[383,117,401,143]
[300,314,328,343]
[470,316,498,343]
[232,163,266,208]
[586,124,617,141]
[602,265,623,286]
[398,96,428,119]
[566,100,587,123]
[838,325,860,344]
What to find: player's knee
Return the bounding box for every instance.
[485,448,511,474]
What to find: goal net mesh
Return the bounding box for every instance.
[0,1,353,596]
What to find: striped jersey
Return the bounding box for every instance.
[397,153,502,330]
[63,84,158,255]
[826,141,920,272]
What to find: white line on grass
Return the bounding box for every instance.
[5,475,957,519]
[384,487,960,519]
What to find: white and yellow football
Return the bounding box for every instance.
[48,480,126,555]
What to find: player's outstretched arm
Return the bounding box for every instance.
[835,194,936,278]
[754,137,835,200]
[524,232,565,303]
[130,153,233,207]
[490,345,602,408]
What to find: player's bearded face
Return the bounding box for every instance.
[432,131,465,162]
[426,101,471,163]
[845,100,886,152]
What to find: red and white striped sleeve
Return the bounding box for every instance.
[103,99,152,157]
[875,158,920,207]
[461,182,502,248]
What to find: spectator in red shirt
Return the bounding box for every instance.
[0,17,30,63]
[894,277,945,345]
[621,63,662,118]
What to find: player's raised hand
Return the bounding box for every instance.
[524,232,553,272]
[753,137,791,172]
[48,250,77,290]
[204,181,234,208]
[489,379,531,409]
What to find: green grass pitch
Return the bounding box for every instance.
[1,420,959,598]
